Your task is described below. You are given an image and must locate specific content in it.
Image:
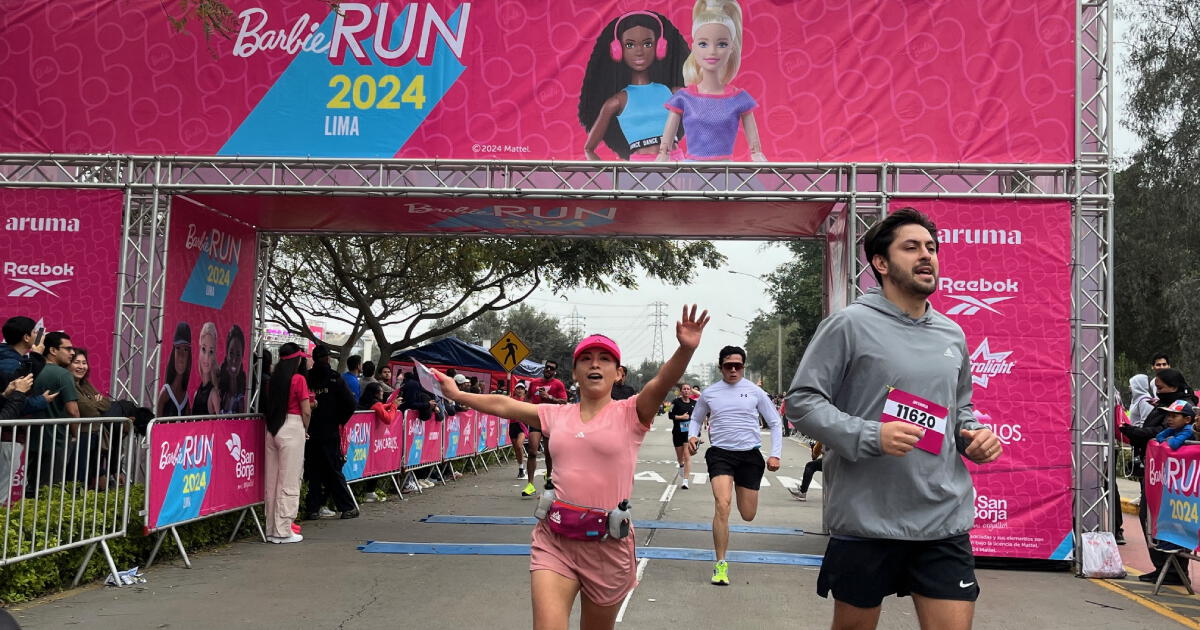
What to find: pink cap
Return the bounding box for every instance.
[573,334,621,364]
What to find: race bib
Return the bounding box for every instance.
[881,388,948,455]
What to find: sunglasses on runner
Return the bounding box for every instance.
[721,362,744,371]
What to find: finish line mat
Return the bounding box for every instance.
[420,514,804,536]
[358,542,823,566]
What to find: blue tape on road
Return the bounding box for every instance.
[359,541,823,566]
[420,514,804,536]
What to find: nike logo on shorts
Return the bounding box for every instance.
[959,580,975,588]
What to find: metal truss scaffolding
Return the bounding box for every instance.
[0,0,1112,573]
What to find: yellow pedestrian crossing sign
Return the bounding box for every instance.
[490,330,530,373]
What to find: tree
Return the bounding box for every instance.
[1114,1,1200,378]
[446,304,576,384]
[266,236,724,370]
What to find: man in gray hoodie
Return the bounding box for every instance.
[786,207,1002,630]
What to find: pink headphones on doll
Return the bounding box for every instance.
[609,11,668,62]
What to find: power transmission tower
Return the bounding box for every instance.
[565,307,586,340]
[650,301,668,364]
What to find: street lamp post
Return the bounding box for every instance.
[728,270,783,394]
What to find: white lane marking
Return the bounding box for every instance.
[691,472,709,485]
[633,470,667,483]
[616,557,650,623]
[759,476,770,487]
[659,483,677,503]
[776,475,820,491]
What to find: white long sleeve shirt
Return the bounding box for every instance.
[689,378,783,458]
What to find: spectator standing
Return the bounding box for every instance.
[1128,374,1154,427]
[611,366,637,400]
[0,375,33,420]
[0,316,47,415]
[357,382,399,504]
[69,349,111,418]
[31,332,78,489]
[304,345,358,520]
[263,342,311,544]
[373,364,396,397]
[343,355,363,401]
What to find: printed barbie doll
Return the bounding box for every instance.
[658,0,766,161]
[578,11,689,160]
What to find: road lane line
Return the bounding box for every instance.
[616,557,650,623]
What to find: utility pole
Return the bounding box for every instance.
[565,307,586,340]
[650,300,668,364]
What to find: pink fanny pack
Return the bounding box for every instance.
[546,500,609,541]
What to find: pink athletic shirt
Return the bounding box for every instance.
[537,396,648,509]
[286,374,310,415]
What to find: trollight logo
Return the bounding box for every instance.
[969,339,1016,387]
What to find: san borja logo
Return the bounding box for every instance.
[940,276,1019,317]
[969,338,1015,388]
[5,262,73,298]
[975,493,1009,524]
[226,433,256,480]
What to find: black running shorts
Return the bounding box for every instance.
[672,428,690,448]
[508,421,527,442]
[816,534,979,608]
[704,446,765,490]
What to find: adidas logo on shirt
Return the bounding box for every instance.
[574,432,586,439]
[944,348,957,360]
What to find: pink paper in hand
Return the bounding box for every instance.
[881,388,949,455]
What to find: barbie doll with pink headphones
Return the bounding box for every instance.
[657,0,766,161]
[578,11,689,160]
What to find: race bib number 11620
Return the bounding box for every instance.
[882,388,948,455]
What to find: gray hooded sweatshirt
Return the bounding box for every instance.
[785,288,983,541]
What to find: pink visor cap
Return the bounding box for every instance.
[573,334,621,364]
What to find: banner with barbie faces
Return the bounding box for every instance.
[158,198,256,419]
[3,0,1074,163]
[894,199,1074,560]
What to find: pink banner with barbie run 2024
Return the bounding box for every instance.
[1,0,1073,163]
[157,199,256,420]
[147,417,265,532]
[1145,442,1200,553]
[340,409,406,481]
[895,200,1073,560]
[0,190,123,390]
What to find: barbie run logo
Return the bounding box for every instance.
[158,435,214,471]
[185,224,241,266]
[232,3,472,65]
[1151,456,1200,497]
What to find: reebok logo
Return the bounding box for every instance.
[5,217,80,232]
[938,277,1018,293]
[969,339,1015,388]
[945,295,1015,316]
[5,261,75,298]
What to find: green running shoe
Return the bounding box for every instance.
[521,482,537,498]
[711,560,730,586]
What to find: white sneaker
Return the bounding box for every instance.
[517,467,526,479]
[418,479,435,489]
[361,493,379,503]
[452,471,464,480]
[267,533,303,544]
[318,507,337,518]
[680,479,689,490]
[403,480,419,493]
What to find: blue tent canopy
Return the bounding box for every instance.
[390,336,543,378]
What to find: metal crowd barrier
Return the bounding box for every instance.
[0,417,134,588]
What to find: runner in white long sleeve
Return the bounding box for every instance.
[688,345,783,585]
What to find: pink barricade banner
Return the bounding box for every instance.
[147,416,265,532]
[1146,442,1200,553]
[404,410,424,468]
[475,412,491,454]
[485,414,501,450]
[1,0,1073,163]
[896,199,1074,560]
[420,419,444,466]
[444,410,477,459]
[158,198,256,418]
[497,416,511,448]
[0,189,123,390]
[340,409,406,480]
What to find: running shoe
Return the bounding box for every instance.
[787,485,807,501]
[319,506,337,517]
[680,479,689,490]
[711,560,730,586]
[517,467,526,479]
[521,482,537,498]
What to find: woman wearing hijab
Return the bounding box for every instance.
[1129,374,1155,427]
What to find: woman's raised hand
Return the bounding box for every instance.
[676,305,710,350]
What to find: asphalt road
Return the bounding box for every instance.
[11,419,1186,629]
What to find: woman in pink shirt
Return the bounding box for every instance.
[435,305,709,630]
[263,342,312,544]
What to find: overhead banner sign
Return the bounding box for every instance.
[147,417,265,533]
[2,0,1074,163]
[894,199,1073,561]
[0,190,123,391]
[1146,441,1200,553]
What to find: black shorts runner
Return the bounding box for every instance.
[704,446,765,490]
[672,429,689,448]
[817,534,979,608]
[508,421,527,442]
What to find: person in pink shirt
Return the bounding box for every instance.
[435,305,710,630]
